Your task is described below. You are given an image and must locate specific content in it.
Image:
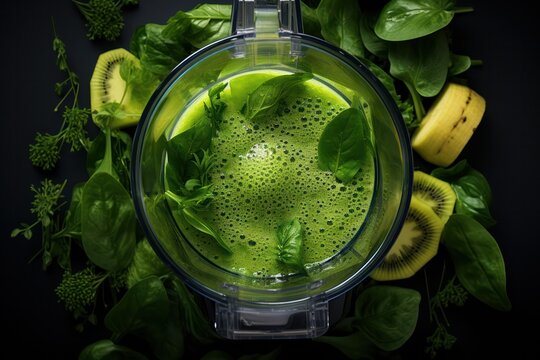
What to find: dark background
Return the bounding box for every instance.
[2,0,539,359]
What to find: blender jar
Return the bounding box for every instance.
[132,0,412,339]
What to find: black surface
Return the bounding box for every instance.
[2,1,539,359]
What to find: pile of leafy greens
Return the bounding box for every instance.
[13,1,510,359]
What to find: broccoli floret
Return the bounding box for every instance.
[73,0,125,41]
[55,268,108,318]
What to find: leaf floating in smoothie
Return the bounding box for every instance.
[244,72,313,121]
[276,219,304,271]
[318,106,373,183]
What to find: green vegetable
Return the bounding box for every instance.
[244,73,313,120]
[105,276,185,360]
[318,107,372,183]
[55,267,108,320]
[375,0,473,41]
[388,30,450,97]
[81,172,137,272]
[300,2,321,37]
[29,31,90,170]
[359,11,388,59]
[276,219,304,271]
[73,0,125,41]
[432,160,496,228]
[163,4,231,48]
[126,239,169,288]
[80,339,149,360]
[316,0,364,58]
[204,82,228,132]
[448,53,472,76]
[442,215,511,311]
[354,286,421,351]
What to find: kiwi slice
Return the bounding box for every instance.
[371,196,444,281]
[90,48,143,128]
[412,170,456,224]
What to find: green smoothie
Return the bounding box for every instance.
[167,70,375,278]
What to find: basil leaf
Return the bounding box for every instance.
[389,30,449,97]
[354,286,421,351]
[80,339,149,360]
[245,73,313,120]
[164,4,231,49]
[432,160,495,228]
[276,219,304,270]
[81,172,136,272]
[316,0,364,58]
[375,0,456,41]
[318,107,372,183]
[182,207,232,253]
[442,215,511,311]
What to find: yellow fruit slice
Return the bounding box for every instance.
[411,83,486,167]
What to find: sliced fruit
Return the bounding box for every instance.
[371,196,444,281]
[412,170,456,224]
[411,83,486,167]
[90,48,145,128]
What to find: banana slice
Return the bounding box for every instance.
[411,83,486,167]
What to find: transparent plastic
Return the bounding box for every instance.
[132,0,412,339]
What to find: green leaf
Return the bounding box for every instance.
[442,215,511,311]
[318,107,372,183]
[276,219,304,270]
[182,207,232,253]
[126,239,169,288]
[63,182,85,238]
[316,0,364,57]
[300,2,321,37]
[432,160,495,228]
[448,53,472,76]
[389,30,449,97]
[105,276,170,338]
[129,24,188,80]
[245,73,313,120]
[164,4,232,49]
[315,331,376,359]
[375,0,457,41]
[79,339,149,360]
[359,12,388,59]
[81,172,136,272]
[354,286,421,351]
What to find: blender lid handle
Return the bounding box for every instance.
[231,0,303,37]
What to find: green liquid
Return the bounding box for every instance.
[169,71,375,278]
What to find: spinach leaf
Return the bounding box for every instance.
[164,4,231,49]
[316,0,364,58]
[86,130,132,188]
[388,30,449,97]
[81,172,136,272]
[448,53,472,76]
[126,239,169,288]
[79,339,149,360]
[244,73,313,121]
[432,160,496,228]
[300,2,321,37]
[315,331,376,359]
[105,276,170,337]
[318,107,372,183]
[354,285,421,351]
[276,219,304,271]
[130,24,189,80]
[105,276,185,360]
[359,11,388,59]
[375,0,468,41]
[62,182,84,239]
[442,215,511,311]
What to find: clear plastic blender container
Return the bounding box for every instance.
[131,0,413,339]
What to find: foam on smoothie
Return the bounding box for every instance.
[169,71,375,277]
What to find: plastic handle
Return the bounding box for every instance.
[231,0,303,36]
